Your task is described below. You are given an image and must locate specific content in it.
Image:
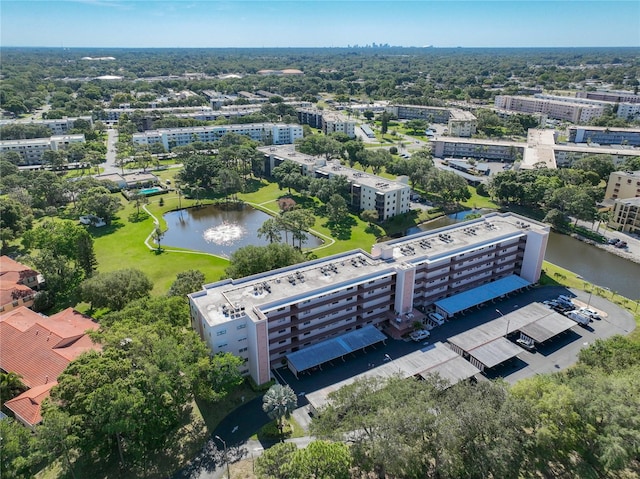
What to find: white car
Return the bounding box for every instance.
[410,330,430,342]
[578,307,601,320]
[428,312,445,326]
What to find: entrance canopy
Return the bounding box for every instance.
[435,275,531,317]
[286,325,386,378]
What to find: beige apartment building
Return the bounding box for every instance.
[604,170,640,200]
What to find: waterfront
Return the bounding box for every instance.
[412,212,640,299]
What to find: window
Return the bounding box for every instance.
[237,324,246,330]
[216,329,226,336]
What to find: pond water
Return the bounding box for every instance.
[162,204,323,258]
[408,210,640,299]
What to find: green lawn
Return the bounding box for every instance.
[460,186,500,210]
[92,194,228,295]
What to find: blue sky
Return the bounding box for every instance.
[1,0,639,48]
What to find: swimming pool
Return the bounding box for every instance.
[139,187,165,195]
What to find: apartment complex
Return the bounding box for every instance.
[604,170,640,200]
[431,129,639,169]
[0,116,93,135]
[259,145,410,220]
[189,212,549,385]
[0,134,86,165]
[494,95,606,123]
[386,105,478,137]
[296,108,356,138]
[609,197,640,234]
[576,90,640,104]
[132,123,303,151]
[568,126,640,146]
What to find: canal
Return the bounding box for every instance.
[411,212,640,299]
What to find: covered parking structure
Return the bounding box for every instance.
[447,302,577,372]
[517,311,576,344]
[286,325,386,378]
[434,275,531,318]
[306,342,480,414]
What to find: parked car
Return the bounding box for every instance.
[565,310,590,326]
[543,300,559,308]
[516,337,535,351]
[578,307,601,320]
[607,238,620,245]
[428,312,446,326]
[615,241,627,249]
[410,330,431,342]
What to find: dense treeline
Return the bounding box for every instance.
[2,47,638,117]
[309,335,640,479]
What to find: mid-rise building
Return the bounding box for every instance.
[296,109,356,138]
[494,95,606,123]
[431,137,524,162]
[604,170,640,200]
[608,197,640,233]
[576,90,640,104]
[386,105,477,138]
[0,134,86,165]
[568,126,640,146]
[617,103,640,121]
[189,212,549,385]
[132,123,303,151]
[259,145,410,220]
[0,116,93,135]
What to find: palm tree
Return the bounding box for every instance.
[152,226,165,252]
[262,384,297,435]
[258,218,282,244]
[0,371,26,403]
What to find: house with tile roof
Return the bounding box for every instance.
[0,256,44,313]
[0,306,100,428]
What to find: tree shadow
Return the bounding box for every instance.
[87,221,124,238]
[365,224,384,237]
[128,211,150,223]
[325,216,357,240]
[244,178,267,193]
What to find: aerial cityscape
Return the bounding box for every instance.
[1,1,639,478]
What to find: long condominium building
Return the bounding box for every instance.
[568,126,640,147]
[132,123,303,151]
[0,116,93,135]
[259,145,410,220]
[386,105,478,137]
[576,90,640,104]
[494,95,606,123]
[189,212,549,385]
[0,134,86,165]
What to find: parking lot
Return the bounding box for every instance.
[275,285,636,407]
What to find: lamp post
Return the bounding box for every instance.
[215,435,231,479]
[496,309,510,336]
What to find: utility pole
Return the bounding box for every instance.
[215,435,231,479]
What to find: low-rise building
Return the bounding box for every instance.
[495,95,606,123]
[386,105,477,138]
[0,116,93,135]
[296,108,356,138]
[259,145,410,220]
[0,257,44,313]
[132,123,303,151]
[576,90,640,104]
[0,134,85,165]
[0,307,100,427]
[568,126,640,146]
[189,212,549,385]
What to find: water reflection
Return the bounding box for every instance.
[162,203,323,257]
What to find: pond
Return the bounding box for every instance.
[162,203,323,258]
[407,209,640,299]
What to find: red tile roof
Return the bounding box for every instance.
[0,306,101,426]
[0,256,40,307]
[4,382,57,426]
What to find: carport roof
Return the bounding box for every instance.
[286,325,386,375]
[435,275,531,316]
[519,312,576,343]
[418,354,481,383]
[468,337,522,369]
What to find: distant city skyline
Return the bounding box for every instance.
[1,1,638,49]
